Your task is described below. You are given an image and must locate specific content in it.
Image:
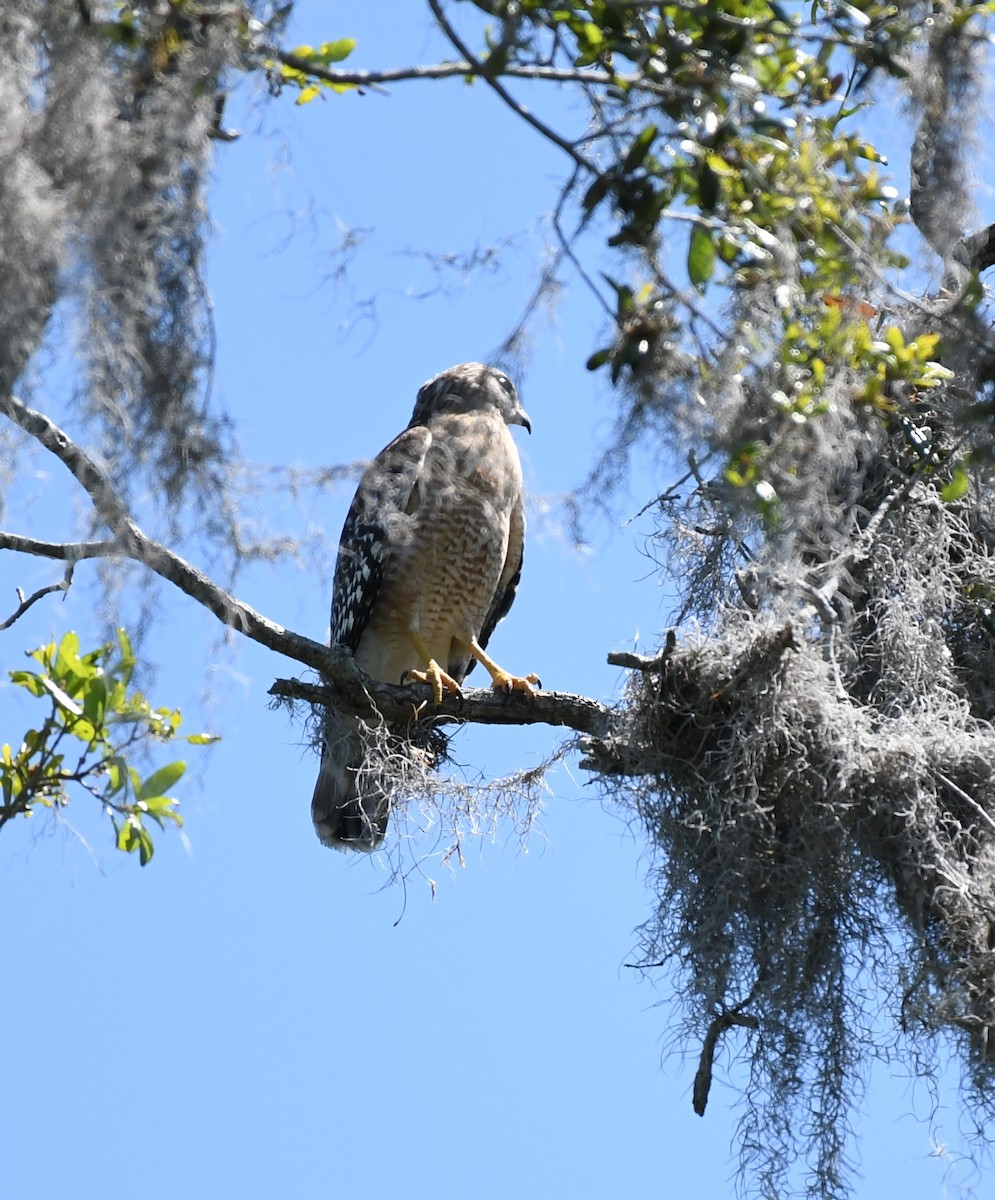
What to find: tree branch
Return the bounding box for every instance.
[425,0,599,176]
[0,393,339,672]
[268,48,675,98]
[269,675,615,735]
[0,532,121,562]
[0,565,75,632]
[0,395,134,535]
[692,1010,759,1117]
[947,221,995,293]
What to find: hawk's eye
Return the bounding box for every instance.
[495,373,514,395]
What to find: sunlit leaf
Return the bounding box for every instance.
[688,226,716,289]
[941,469,970,503]
[137,761,186,802]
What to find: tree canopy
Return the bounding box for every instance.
[4,2,995,1196]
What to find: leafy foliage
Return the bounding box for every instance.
[267,38,357,102]
[427,3,995,1193]
[2,631,218,865]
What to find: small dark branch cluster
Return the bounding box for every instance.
[955,223,995,275]
[583,623,798,776]
[946,221,995,293]
[693,1010,760,1117]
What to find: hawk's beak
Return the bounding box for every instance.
[515,408,532,435]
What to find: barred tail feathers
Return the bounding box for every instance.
[311,711,390,852]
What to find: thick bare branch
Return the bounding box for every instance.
[947,221,995,291]
[269,675,615,735]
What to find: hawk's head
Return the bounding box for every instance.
[411,362,531,434]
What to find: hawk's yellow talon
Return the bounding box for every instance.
[491,670,541,696]
[404,659,462,705]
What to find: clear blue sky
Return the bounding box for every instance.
[2,6,989,1198]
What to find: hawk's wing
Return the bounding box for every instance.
[330,425,431,652]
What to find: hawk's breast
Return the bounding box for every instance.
[354,410,523,685]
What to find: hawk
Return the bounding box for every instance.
[311,362,538,851]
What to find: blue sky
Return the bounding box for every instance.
[2,5,991,1198]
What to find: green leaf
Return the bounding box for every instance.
[104,756,128,797]
[688,226,716,289]
[622,124,658,172]
[138,795,184,830]
[82,675,108,724]
[586,348,613,372]
[137,761,186,801]
[54,631,81,677]
[941,468,970,504]
[116,817,139,854]
[582,175,610,213]
[184,733,221,746]
[138,827,155,866]
[114,628,136,686]
[698,160,721,213]
[9,670,46,697]
[316,38,356,65]
[581,22,603,48]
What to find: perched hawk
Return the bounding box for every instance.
[311,362,538,851]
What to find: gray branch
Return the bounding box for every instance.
[0,564,74,632]
[268,48,675,98]
[269,675,615,735]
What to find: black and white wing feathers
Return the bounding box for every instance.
[329,425,431,652]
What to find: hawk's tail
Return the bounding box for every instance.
[311,711,391,852]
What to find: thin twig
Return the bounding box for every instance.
[0,564,75,631]
[426,0,599,176]
[607,631,677,674]
[935,770,995,838]
[267,48,677,98]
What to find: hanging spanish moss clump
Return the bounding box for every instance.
[0,1,278,530]
[571,10,995,1197]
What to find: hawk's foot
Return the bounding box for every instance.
[490,670,542,696]
[403,659,462,705]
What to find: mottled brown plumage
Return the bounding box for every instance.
[312,363,537,851]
